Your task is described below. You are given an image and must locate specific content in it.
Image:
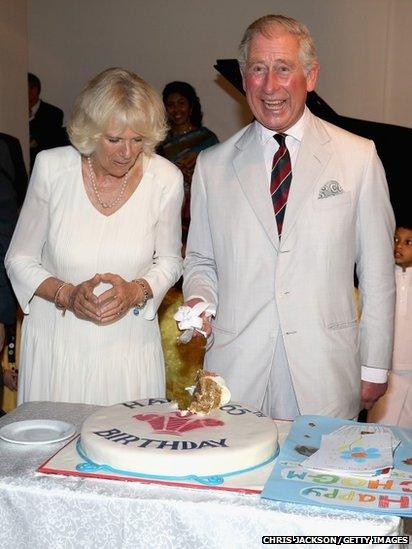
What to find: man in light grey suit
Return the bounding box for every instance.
[183,15,395,419]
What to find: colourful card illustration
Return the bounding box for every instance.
[262,415,412,517]
[302,430,395,475]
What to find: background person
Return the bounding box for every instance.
[0,132,28,208]
[28,72,66,170]
[368,221,412,427]
[6,68,183,406]
[0,133,27,413]
[182,14,395,420]
[0,137,20,411]
[159,81,218,243]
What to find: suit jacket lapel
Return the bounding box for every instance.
[281,112,331,244]
[233,123,279,250]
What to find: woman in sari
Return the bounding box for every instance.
[159,81,218,242]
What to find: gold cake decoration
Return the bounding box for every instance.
[184,369,231,415]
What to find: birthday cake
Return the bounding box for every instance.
[77,398,278,485]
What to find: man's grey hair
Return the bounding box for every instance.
[238,14,318,75]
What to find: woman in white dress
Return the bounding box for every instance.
[6,68,183,405]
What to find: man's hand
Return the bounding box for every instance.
[0,324,18,391]
[361,380,388,410]
[183,298,213,338]
[3,368,18,391]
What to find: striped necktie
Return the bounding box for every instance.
[270,133,292,238]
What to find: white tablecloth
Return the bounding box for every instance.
[0,402,407,549]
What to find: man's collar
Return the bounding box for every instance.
[256,106,309,144]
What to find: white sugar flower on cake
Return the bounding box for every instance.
[184,369,231,415]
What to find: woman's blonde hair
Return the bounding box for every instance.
[68,68,167,155]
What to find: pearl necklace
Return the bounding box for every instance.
[87,156,130,209]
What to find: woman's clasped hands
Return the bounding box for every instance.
[63,273,145,324]
[97,273,144,324]
[68,274,101,322]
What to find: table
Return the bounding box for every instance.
[0,402,407,549]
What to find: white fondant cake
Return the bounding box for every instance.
[78,398,278,484]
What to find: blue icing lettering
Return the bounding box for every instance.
[181,441,197,450]
[111,434,139,445]
[198,439,228,448]
[121,398,170,409]
[157,440,181,450]
[94,429,121,438]
[220,404,265,417]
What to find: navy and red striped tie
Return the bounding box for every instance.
[270,133,292,238]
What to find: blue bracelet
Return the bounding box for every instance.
[132,279,149,315]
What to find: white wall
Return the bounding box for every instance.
[0,0,29,166]
[383,0,412,126]
[27,0,411,142]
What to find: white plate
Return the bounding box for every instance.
[0,420,76,445]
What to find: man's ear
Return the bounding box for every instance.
[240,68,247,93]
[306,62,319,93]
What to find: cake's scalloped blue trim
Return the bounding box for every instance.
[75,439,279,485]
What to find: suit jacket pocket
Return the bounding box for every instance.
[315,191,351,210]
[327,319,358,330]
